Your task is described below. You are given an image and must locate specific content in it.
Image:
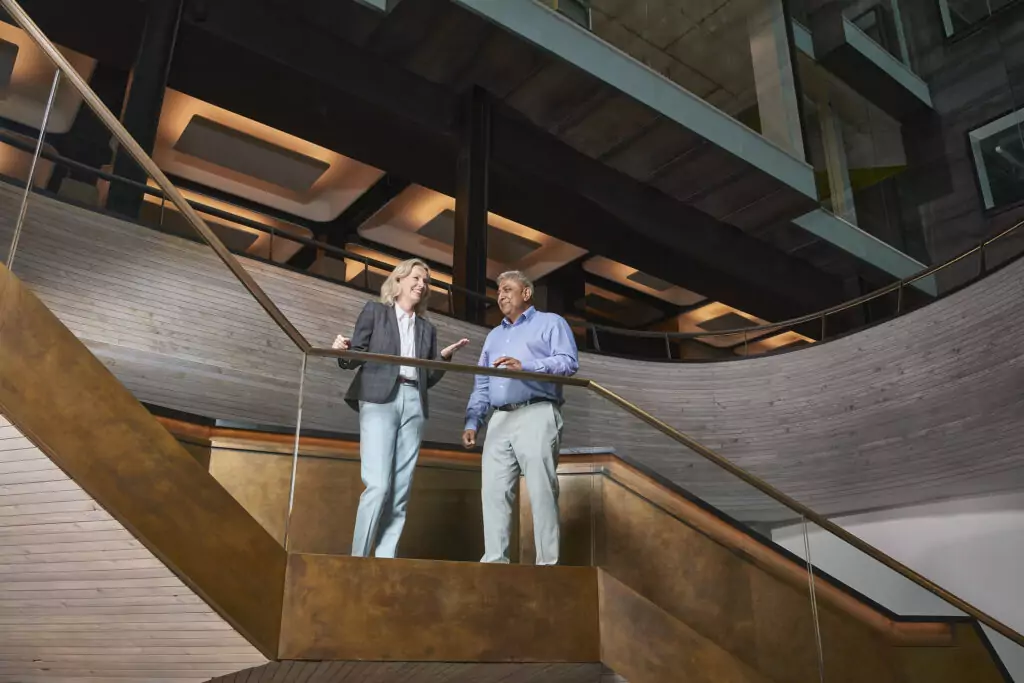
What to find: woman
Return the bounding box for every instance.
[333,258,469,558]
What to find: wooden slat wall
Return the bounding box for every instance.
[0,415,266,683]
[2,183,1023,520]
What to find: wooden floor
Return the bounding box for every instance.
[0,415,266,683]
[205,662,609,683]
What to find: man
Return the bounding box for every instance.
[463,270,579,565]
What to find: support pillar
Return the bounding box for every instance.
[453,87,490,324]
[818,99,858,224]
[106,0,183,218]
[748,0,806,159]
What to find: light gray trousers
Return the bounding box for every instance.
[480,401,563,565]
[351,384,424,558]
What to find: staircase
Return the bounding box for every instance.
[0,262,1014,682]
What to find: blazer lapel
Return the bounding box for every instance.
[384,305,401,355]
[415,317,429,359]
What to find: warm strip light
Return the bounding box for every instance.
[154,89,383,221]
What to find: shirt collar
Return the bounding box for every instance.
[502,306,536,328]
[395,304,416,323]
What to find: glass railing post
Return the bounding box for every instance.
[283,351,308,552]
[803,516,826,683]
[6,68,59,270]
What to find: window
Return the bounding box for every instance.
[939,0,1021,37]
[553,0,591,30]
[969,109,1024,210]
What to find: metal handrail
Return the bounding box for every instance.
[6,0,1022,650]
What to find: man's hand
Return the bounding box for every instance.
[332,334,351,351]
[441,338,471,360]
[462,429,477,449]
[493,356,523,371]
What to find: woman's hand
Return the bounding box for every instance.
[441,338,470,360]
[332,334,351,351]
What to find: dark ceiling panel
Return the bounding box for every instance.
[625,270,674,292]
[561,92,661,159]
[698,311,758,332]
[505,59,610,133]
[401,4,494,86]
[0,0,144,69]
[600,116,704,180]
[449,25,551,98]
[174,115,330,191]
[366,0,451,63]
[417,208,543,262]
[651,141,751,203]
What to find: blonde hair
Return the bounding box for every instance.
[380,258,431,315]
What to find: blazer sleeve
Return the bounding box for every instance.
[426,324,447,388]
[338,302,376,371]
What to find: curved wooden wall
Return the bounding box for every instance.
[3,184,1023,520]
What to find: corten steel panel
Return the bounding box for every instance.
[597,570,771,683]
[897,623,1008,683]
[208,447,486,561]
[279,553,600,662]
[0,263,287,657]
[519,467,598,567]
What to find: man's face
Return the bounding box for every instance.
[497,278,530,318]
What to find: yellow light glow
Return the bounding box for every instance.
[0,24,96,134]
[581,255,704,307]
[154,90,383,221]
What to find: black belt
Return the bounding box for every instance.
[398,377,418,387]
[496,397,553,412]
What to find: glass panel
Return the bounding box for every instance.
[844,1,914,68]
[940,0,1021,37]
[0,65,59,270]
[286,354,488,561]
[567,381,825,681]
[787,515,1024,682]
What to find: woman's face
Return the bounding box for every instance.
[398,265,429,306]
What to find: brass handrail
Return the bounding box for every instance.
[309,347,592,386]
[6,0,1022,652]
